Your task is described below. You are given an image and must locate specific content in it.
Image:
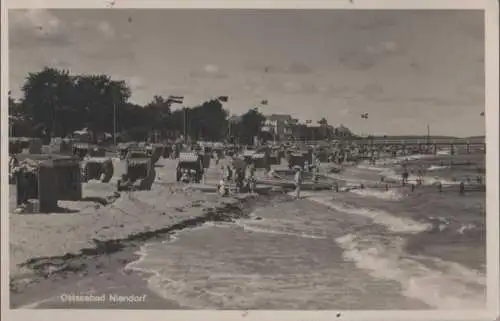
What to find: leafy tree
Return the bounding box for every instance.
[21,67,75,138]
[144,95,172,134]
[237,108,266,145]
[72,74,131,142]
[189,99,228,141]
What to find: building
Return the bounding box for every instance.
[261,114,295,141]
[334,124,353,138]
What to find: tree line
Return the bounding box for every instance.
[9,67,354,145]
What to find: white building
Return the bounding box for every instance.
[261,114,295,140]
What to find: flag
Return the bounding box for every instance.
[168,95,184,104]
[260,100,268,105]
[218,96,229,102]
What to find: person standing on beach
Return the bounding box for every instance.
[226,164,233,182]
[294,166,303,199]
[214,151,220,166]
[417,166,424,185]
[245,163,256,193]
[401,164,409,186]
[312,164,320,183]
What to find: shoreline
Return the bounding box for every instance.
[10,188,288,309]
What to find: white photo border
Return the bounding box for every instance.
[1,1,498,321]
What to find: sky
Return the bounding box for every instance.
[8,9,485,137]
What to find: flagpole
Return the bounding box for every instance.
[183,108,186,140]
[113,99,116,145]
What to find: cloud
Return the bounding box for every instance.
[189,64,227,79]
[10,9,61,33]
[45,58,71,69]
[339,109,351,116]
[128,76,146,91]
[268,79,319,95]
[244,61,313,75]
[359,84,384,99]
[338,40,400,70]
[286,62,313,74]
[97,21,115,38]
[9,9,71,48]
[204,64,219,74]
[365,41,398,55]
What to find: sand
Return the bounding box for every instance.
[9,157,258,284]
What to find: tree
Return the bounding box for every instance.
[237,108,266,145]
[190,99,228,141]
[317,117,330,140]
[144,95,172,134]
[72,74,131,142]
[21,67,75,138]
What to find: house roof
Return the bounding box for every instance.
[266,114,293,122]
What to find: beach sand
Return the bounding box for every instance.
[9,156,264,308]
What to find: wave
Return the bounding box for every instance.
[427,165,449,171]
[382,169,460,186]
[349,188,404,201]
[306,196,431,234]
[235,220,327,240]
[335,233,485,309]
[356,164,387,171]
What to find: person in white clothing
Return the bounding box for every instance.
[294,166,303,199]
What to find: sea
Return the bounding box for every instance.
[124,149,486,310]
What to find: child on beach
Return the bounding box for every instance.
[217,179,229,197]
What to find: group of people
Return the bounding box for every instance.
[217,161,257,196]
[216,161,307,199]
[179,168,199,183]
